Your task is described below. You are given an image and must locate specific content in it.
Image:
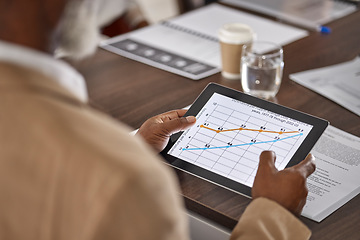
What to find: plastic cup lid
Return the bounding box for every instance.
[218,23,254,44]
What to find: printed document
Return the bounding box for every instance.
[290,57,360,117]
[302,125,360,222]
[101,4,307,80]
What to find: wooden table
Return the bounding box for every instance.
[76,6,360,240]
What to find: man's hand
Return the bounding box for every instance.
[136,109,196,153]
[252,151,315,215]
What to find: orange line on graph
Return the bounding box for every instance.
[200,125,298,134]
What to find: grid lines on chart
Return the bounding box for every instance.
[178,103,303,185]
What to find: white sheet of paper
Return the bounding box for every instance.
[301,125,360,222]
[169,4,308,51]
[220,0,357,25]
[102,4,308,80]
[290,58,360,117]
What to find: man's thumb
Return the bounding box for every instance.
[163,116,196,136]
[257,151,278,175]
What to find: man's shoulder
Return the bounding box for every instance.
[0,61,168,182]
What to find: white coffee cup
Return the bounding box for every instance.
[218,23,254,79]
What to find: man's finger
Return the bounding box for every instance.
[293,154,316,178]
[161,116,196,136]
[257,151,278,175]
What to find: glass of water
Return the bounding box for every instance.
[241,41,284,99]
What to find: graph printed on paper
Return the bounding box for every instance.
[169,93,313,187]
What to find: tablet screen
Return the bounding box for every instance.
[168,92,313,187]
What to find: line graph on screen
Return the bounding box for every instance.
[169,93,312,186]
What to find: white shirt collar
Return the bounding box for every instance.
[0,40,88,102]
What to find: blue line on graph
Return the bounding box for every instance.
[182,133,303,151]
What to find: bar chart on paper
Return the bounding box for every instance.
[169,93,313,187]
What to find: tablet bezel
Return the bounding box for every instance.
[161,83,329,197]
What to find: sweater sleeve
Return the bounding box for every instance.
[230,198,311,240]
[89,153,190,240]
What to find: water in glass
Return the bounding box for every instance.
[241,41,284,100]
